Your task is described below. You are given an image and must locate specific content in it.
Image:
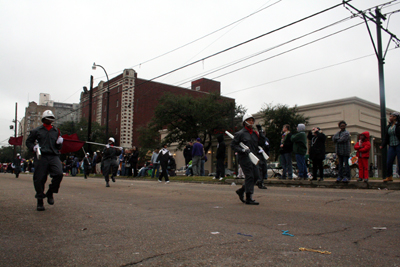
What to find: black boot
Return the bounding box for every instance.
[46,190,54,205]
[37,199,45,211]
[235,188,245,203]
[106,182,110,187]
[257,181,267,189]
[111,176,115,182]
[245,193,259,205]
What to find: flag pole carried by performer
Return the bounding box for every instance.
[225,131,259,166]
[59,134,125,154]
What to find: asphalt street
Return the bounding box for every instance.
[0,173,399,267]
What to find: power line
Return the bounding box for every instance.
[160,0,283,82]
[49,0,356,124]
[60,0,350,108]
[174,16,356,87]
[141,1,353,85]
[128,0,283,71]
[84,0,283,89]
[210,22,364,80]
[223,51,387,95]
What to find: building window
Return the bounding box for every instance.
[116,128,118,135]
[116,114,118,121]
[195,86,200,91]
[116,100,119,107]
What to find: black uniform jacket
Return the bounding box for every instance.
[231,127,264,165]
[102,146,121,160]
[307,131,326,161]
[216,135,226,160]
[26,125,62,155]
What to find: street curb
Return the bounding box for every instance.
[225,178,400,190]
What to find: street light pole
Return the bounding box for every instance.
[13,102,17,158]
[92,62,110,141]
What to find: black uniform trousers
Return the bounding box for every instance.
[215,158,225,179]
[258,160,268,182]
[103,158,118,182]
[158,162,169,181]
[238,158,260,194]
[15,168,21,178]
[33,154,63,199]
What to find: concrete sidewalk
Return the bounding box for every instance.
[225,177,400,190]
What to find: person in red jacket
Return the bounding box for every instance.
[354,131,371,182]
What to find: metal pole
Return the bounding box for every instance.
[95,64,110,141]
[13,103,17,158]
[106,81,110,141]
[88,75,93,153]
[376,8,387,179]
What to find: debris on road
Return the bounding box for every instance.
[282,230,294,237]
[372,227,387,230]
[237,233,252,237]
[299,247,331,254]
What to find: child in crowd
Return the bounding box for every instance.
[354,131,371,182]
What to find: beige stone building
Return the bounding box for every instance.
[168,97,396,177]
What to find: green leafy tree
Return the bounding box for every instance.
[139,93,245,152]
[137,124,161,153]
[57,119,107,159]
[260,103,309,161]
[0,146,14,163]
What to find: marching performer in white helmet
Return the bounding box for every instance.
[26,110,64,211]
[230,113,265,205]
[102,137,122,187]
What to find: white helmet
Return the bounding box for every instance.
[108,137,115,143]
[42,110,55,122]
[242,113,254,126]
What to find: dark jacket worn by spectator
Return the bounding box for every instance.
[215,135,226,179]
[183,144,193,165]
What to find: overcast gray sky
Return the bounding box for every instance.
[1,0,399,146]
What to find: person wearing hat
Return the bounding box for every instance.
[307,127,326,181]
[102,137,122,187]
[191,138,204,176]
[380,112,400,182]
[13,153,22,178]
[333,120,351,182]
[83,152,92,179]
[291,124,308,180]
[231,113,265,205]
[26,110,64,211]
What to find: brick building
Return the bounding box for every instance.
[79,69,234,148]
[21,98,80,154]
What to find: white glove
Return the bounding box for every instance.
[258,148,264,153]
[56,136,63,144]
[33,144,39,152]
[106,144,110,148]
[119,147,123,151]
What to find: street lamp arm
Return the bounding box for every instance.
[92,62,110,141]
[92,63,110,82]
